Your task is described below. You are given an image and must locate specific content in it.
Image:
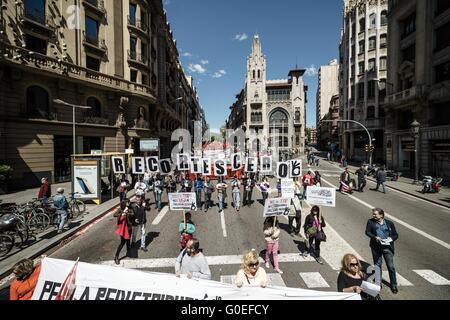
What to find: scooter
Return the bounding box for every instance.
[422,176,443,193]
[386,169,401,181]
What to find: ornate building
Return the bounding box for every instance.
[0,0,204,188]
[226,35,307,160]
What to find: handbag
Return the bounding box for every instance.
[315,230,327,242]
[306,226,317,236]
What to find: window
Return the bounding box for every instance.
[369,37,376,50]
[359,62,365,74]
[258,70,261,79]
[369,13,376,28]
[359,40,365,52]
[351,44,356,57]
[358,82,365,99]
[252,70,255,79]
[368,58,376,71]
[85,16,99,45]
[351,23,356,38]
[367,81,376,98]
[379,79,386,97]
[436,0,450,16]
[402,44,415,63]
[86,97,101,118]
[435,21,450,52]
[141,9,147,28]
[295,111,300,120]
[379,106,385,118]
[359,18,365,31]
[380,10,387,26]
[350,109,355,120]
[380,34,387,47]
[351,85,355,101]
[24,0,45,24]
[435,60,450,83]
[351,64,355,77]
[380,56,387,70]
[129,3,136,25]
[86,56,100,71]
[402,12,416,39]
[130,37,137,55]
[141,42,148,59]
[367,105,375,119]
[25,34,47,54]
[142,74,148,85]
[27,86,49,116]
[130,69,137,83]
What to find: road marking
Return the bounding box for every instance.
[100,252,316,269]
[151,206,169,225]
[323,174,340,177]
[381,272,413,286]
[321,177,450,250]
[221,273,286,287]
[413,270,450,285]
[299,272,330,288]
[220,209,227,237]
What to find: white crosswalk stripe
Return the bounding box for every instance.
[413,270,450,285]
[151,206,169,225]
[299,272,330,288]
[220,273,286,287]
[381,272,413,286]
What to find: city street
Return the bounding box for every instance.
[47,156,450,300]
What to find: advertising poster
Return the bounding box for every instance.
[168,193,197,211]
[306,186,336,207]
[281,179,295,198]
[263,198,291,217]
[73,160,100,199]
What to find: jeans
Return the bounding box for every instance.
[132,224,146,248]
[119,192,126,203]
[308,236,321,257]
[232,191,240,209]
[42,197,49,206]
[218,193,225,211]
[371,247,397,288]
[288,214,301,234]
[115,236,131,258]
[265,241,280,270]
[205,193,212,210]
[302,185,308,199]
[196,189,202,209]
[244,189,253,205]
[57,210,67,232]
[375,181,386,193]
[155,191,162,209]
[358,179,366,191]
[262,192,268,204]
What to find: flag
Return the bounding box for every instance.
[340,182,351,193]
[55,258,79,300]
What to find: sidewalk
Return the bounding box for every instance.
[0,181,72,204]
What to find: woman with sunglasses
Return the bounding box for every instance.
[303,205,326,264]
[338,254,375,300]
[235,249,268,288]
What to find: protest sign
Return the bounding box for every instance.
[281,179,295,198]
[306,186,336,207]
[260,156,272,173]
[276,162,289,179]
[168,193,197,211]
[263,198,291,217]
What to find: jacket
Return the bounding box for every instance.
[356,169,367,180]
[38,182,51,199]
[303,214,326,233]
[52,194,68,211]
[179,220,196,235]
[340,172,350,183]
[9,265,41,300]
[194,180,204,191]
[115,208,131,240]
[130,202,147,225]
[376,170,387,183]
[365,218,398,253]
[302,174,313,186]
[264,226,280,243]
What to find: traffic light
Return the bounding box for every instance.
[365,144,370,152]
[365,144,375,153]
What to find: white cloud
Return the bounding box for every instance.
[181,52,193,57]
[188,64,206,74]
[233,33,248,41]
[212,69,227,78]
[163,0,171,6]
[200,59,209,65]
[305,64,318,76]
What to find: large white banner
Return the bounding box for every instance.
[306,187,336,207]
[281,179,295,199]
[32,258,360,300]
[168,193,197,211]
[263,198,291,217]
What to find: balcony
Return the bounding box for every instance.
[82,0,107,20]
[127,50,149,68]
[134,119,150,129]
[0,42,156,100]
[364,118,385,129]
[387,86,421,106]
[358,31,365,41]
[127,16,149,37]
[358,52,365,61]
[82,31,107,56]
[81,115,109,126]
[17,7,56,36]
[368,28,377,37]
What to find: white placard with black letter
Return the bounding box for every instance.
[159,159,172,175]
[245,157,257,173]
[168,193,197,211]
[281,179,295,198]
[289,160,302,178]
[202,158,212,175]
[214,159,227,176]
[260,156,273,173]
[132,157,145,174]
[177,154,190,171]
[190,157,202,174]
[276,162,289,179]
[111,156,125,174]
[231,153,242,171]
[145,157,159,173]
[306,186,336,207]
[263,198,291,217]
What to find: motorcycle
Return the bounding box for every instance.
[422,176,443,194]
[386,169,401,181]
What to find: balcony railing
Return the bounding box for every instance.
[387,86,420,104]
[82,31,107,52]
[83,0,106,15]
[127,50,148,66]
[81,115,109,125]
[127,16,148,33]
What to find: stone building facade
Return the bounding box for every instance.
[385,0,450,179]
[0,0,204,188]
[226,35,307,160]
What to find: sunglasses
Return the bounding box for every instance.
[349,263,359,267]
[249,262,259,267]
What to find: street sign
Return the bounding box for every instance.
[140,139,159,152]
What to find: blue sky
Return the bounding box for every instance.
[164,0,343,131]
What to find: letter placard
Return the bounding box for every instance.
[159,159,172,175]
[190,157,202,174]
[276,162,289,179]
[177,154,190,171]
[214,159,227,176]
[260,156,272,173]
[146,157,159,173]
[202,158,212,175]
[132,157,145,174]
[290,160,302,178]
[231,153,242,171]
[245,157,257,172]
[112,156,125,174]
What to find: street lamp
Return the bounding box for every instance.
[411,120,420,184]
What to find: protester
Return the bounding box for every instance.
[118,175,129,203]
[154,173,164,211]
[231,175,241,212]
[203,177,214,212]
[113,201,132,264]
[243,173,255,207]
[293,177,302,201]
[52,188,69,234]
[276,179,282,198]
[337,254,376,300]
[288,197,302,236]
[179,212,196,250]
[365,208,399,294]
[130,195,148,252]
[182,175,192,192]
[356,165,367,192]
[339,168,351,192]
[372,166,387,194]
[327,152,331,161]
[143,171,151,190]
[216,178,228,213]
[175,238,211,280]
[304,205,326,264]
[235,249,268,288]
[10,258,42,300]
[38,177,51,206]
[166,175,177,194]
[313,171,322,187]
[301,170,314,199]
[134,178,147,199]
[194,175,204,210]
[263,217,283,274]
[259,177,270,205]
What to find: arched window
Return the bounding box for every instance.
[137,106,146,120]
[295,110,300,120]
[269,109,289,148]
[380,10,387,26]
[367,106,375,119]
[27,85,49,116]
[252,70,255,79]
[269,110,288,124]
[86,97,102,118]
[369,13,376,28]
[258,70,261,79]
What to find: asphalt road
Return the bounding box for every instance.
[49,156,450,300]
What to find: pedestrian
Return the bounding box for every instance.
[293,177,302,201]
[52,188,69,234]
[203,177,214,212]
[288,197,302,236]
[301,170,314,199]
[194,175,203,210]
[327,152,331,161]
[365,208,399,294]
[182,175,192,192]
[337,254,378,299]
[113,201,132,264]
[243,173,255,207]
[276,179,282,198]
[231,175,241,212]
[134,177,146,199]
[216,178,228,213]
[154,173,164,211]
[38,177,51,206]
[175,238,211,280]
[9,258,42,300]
[373,166,387,194]
[259,177,270,205]
[143,171,151,191]
[313,171,322,187]
[304,205,326,264]
[339,168,351,192]
[179,212,196,250]
[130,195,148,252]
[117,175,129,203]
[263,217,283,274]
[235,249,268,288]
[356,165,367,192]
